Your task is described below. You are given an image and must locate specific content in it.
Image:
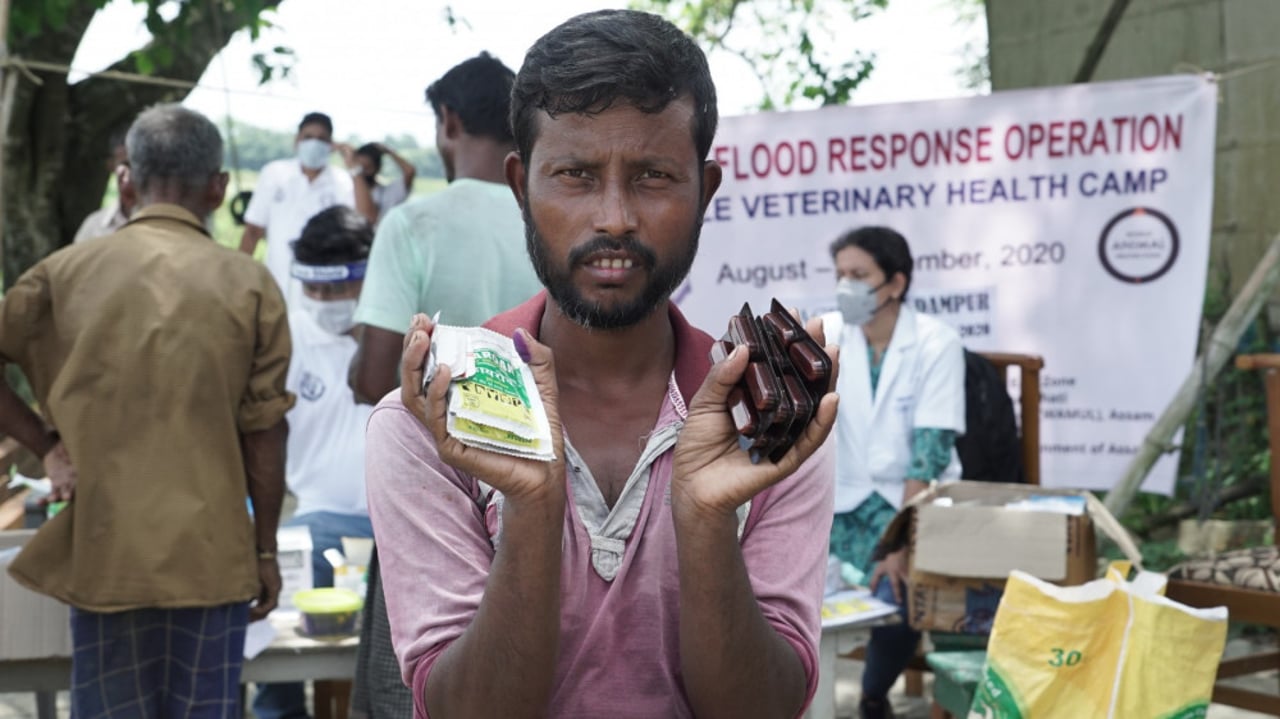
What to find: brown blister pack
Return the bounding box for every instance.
[709,300,832,464]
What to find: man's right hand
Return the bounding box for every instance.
[249,557,282,621]
[335,142,356,166]
[399,313,566,501]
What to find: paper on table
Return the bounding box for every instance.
[243,619,277,659]
[820,589,898,630]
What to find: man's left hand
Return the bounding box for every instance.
[42,440,77,505]
[249,557,282,621]
[671,320,839,518]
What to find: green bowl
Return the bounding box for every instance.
[294,587,363,637]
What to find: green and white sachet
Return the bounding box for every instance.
[424,324,556,462]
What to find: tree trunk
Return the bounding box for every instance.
[3,1,99,287]
[2,0,282,288]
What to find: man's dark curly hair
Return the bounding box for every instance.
[509,9,718,162]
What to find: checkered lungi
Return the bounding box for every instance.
[350,546,414,718]
[70,602,249,719]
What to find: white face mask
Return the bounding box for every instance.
[836,277,887,326]
[297,138,332,170]
[299,294,357,335]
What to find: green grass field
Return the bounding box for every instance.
[99,167,449,259]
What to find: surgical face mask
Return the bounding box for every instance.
[299,294,357,335]
[836,277,887,326]
[297,138,332,170]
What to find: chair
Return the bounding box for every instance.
[975,352,1045,488]
[925,352,1044,718]
[1165,353,1280,716]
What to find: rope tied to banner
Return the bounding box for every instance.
[1174,57,1280,84]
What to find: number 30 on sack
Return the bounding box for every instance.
[1047,648,1082,668]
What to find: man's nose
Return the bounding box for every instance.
[594,179,638,237]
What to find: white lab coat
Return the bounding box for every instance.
[821,306,966,513]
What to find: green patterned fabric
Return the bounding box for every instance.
[866,345,884,396]
[907,427,957,481]
[829,493,898,576]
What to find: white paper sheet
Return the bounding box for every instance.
[243,619,277,659]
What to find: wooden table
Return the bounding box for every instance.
[0,613,358,719]
[4,591,892,719]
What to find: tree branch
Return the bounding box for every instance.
[1127,476,1268,536]
[1073,0,1133,83]
[10,3,101,62]
[70,0,285,142]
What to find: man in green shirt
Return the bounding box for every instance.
[348,52,541,404]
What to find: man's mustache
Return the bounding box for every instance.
[567,234,657,269]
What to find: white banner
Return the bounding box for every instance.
[682,75,1218,493]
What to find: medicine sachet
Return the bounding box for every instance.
[424,325,556,462]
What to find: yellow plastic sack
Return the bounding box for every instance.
[970,565,1228,719]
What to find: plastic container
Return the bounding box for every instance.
[293,587,363,637]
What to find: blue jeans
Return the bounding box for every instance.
[253,511,373,719]
[862,576,922,700]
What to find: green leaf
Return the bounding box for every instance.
[151,44,173,70]
[641,0,892,109]
[134,50,155,76]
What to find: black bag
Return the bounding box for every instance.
[956,350,1025,484]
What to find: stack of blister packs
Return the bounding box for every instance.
[423,325,556,462]
[711,300,832,464]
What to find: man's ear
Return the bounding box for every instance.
[118,165,137,208]
[208,171,230,212]
[505,151,528,210]
[699,160,723,212]
[441,105,463,140]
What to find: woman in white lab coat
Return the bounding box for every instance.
[819,226,965,719]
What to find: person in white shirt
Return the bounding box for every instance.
[238,112,356,302]
[819,225,965,719]
[343,142,415,227]
[252,205,374,719]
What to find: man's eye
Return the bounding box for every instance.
[641,170,669,180]
[558,168,586,178]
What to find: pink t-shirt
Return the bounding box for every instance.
[366,294,835,718]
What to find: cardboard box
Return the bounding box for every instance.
[876,481,1131,634]
[0,529,71,660]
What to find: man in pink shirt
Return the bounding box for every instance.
[365,9,839,718]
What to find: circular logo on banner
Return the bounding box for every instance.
[1098,207,1179,284]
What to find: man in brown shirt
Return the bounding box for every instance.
[0,104,294,716]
